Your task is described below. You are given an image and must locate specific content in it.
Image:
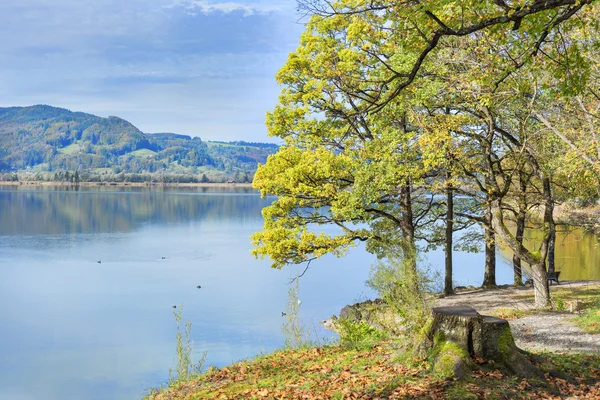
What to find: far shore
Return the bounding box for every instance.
[0,180,254,188]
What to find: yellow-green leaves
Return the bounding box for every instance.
[252,0,600,270]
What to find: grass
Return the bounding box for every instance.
[57,143,82,154]
[144,282,600,399]
[143,341,600,400]
[576,303,600,333]
[131,149,157,158]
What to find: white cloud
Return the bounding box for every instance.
[168,0,283,16]
[0,0,302,141]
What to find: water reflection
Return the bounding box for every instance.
[1,186,598,400]
[0,185,263,236]
[0,187,376,400]
[497,226,600,281]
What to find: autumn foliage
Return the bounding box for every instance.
[147,343,599,400]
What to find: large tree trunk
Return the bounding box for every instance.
[482,200,496,288]
[492,196,551,308]
[444,173,454,296]
[530,178,553,308]
[531,261,550,308]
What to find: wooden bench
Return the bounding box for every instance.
[547,271,561,285]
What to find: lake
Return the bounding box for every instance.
[0,185,598,400]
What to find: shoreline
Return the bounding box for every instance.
[0,181,254,188]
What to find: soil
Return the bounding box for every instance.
[437,281,600,354]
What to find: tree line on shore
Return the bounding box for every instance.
[0,105,279,181]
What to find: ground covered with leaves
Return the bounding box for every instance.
[145,342,599,400]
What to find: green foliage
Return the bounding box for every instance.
[576,304,600,333]
[0,105,278,179]
[367,249,436,334]
[169,305,207,383]
[553,296,567,312]
[335,318,387,348]
[251,0,600,275]
[281,279,313,348]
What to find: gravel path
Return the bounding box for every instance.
[437,281,600,354]
[509,313,600,354]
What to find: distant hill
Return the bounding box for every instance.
[0,105,279,182]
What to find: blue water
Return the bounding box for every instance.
[0,185,515,399]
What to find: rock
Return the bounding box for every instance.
[331,299,406,337]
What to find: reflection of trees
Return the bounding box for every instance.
[0,187,270,235]
[498,228,600,281]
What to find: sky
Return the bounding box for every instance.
[0,0,305,142]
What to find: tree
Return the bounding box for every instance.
[296,0,596,113]
[254,0,599,308]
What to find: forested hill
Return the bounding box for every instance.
[0,105,279,182]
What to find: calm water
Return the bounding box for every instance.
[0,186,597,400]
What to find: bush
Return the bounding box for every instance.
[169,305,207,383]
[367,248,436,334]
[336,318,387,348]
[281,279,313,348]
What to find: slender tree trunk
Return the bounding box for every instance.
[481,115,497,289]
[513,175,527,286]
[399,180,417,273]
[547,219,556,274]
[482,199,497,288]
[548,208,556,272]
[547,179,556,274]
[512,213,525,286]
[444,173,454,295]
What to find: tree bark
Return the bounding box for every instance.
[547,219,556,274]
[513,175,527,286]
[532,177,553,308]
[444,172,454,296]
[547,180,556,274]
[482,200,496,288]
[512,213,525,286]
[531,261,550,308]
[491,194,551,308]
[399,180,417,274]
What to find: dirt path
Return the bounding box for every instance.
[437,281,600,354]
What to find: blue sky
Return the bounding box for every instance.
[0,0,304,142]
